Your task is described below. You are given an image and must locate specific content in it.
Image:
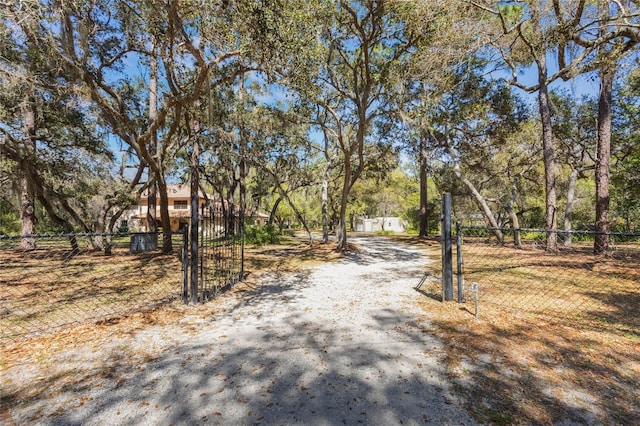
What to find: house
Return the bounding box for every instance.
[355,216,407,233]
[126,184,212,232]
[124,184,270,232]
[247,211,270,226]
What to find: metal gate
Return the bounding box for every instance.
[181,203,244,304]
[197,204,244,301]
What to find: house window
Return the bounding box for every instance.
[174,200,188,210]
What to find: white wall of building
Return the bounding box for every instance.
[355,217,406,233]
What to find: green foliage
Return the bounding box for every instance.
[612,149,640,230]
[403,198,440,235]
[518,231,546,241]
[244,224,280,246]
[612,72,640,230]
[0,200,20,235]
[0,6,115,234]
[497,4,524,26]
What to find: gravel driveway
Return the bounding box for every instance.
[8,235,476,425]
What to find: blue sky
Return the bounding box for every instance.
[515,66,600,100]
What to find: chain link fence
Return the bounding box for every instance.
[0,231,185,341]
[454,227,640,333]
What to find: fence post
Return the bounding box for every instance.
[182,226,189,304]
[441,193,453,301]
[200,203,205,301]
[456,221,464,303]
[190,137,200,304]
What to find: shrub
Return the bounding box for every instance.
[244,224,280,246]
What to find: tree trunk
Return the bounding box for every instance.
[276,184,312,244]
[418,133,429,237]
[147,178,157,232]
[448,146,503,244]
[507,178,521,248]
[268,196,282,226]
[322,168,329,243]
[563,168,579,247]
[226,185,237,235]
[538,80,558,252]
[457,172,503,244]
[594,66,613,254]
[237,75,246,220]
[102,162,145,255]
[147,47,158,233]
[33,189,79,255]
[239,154,246,267]
[104,210,118,255]
[93,208,106,250]
[509,208,521,248]
[336,155,351,251]
[19,173,36,249]
[156,174,172,253]
[19,96,37,250]
[190,136,200,304]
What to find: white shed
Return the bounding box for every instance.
[355,216,406,233]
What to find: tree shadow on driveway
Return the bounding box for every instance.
[42,309,473,425]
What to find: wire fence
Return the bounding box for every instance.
[0,231,185,342]
[454,227,640,334]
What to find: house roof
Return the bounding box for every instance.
[141,184,212,200]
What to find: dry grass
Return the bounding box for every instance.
[404,236,640,425]
[243,238,357,273]
[0,235,343,342]
[0,248,183,341]
[458,238,640,337]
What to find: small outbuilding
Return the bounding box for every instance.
[355,216,406,233]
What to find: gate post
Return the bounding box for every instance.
[190,136,200,304]
[441,193,453,301]
[182,226,189,304]
[456,221,464,303]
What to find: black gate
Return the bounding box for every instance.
[198,204,243,301]
[182,203,244,304]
